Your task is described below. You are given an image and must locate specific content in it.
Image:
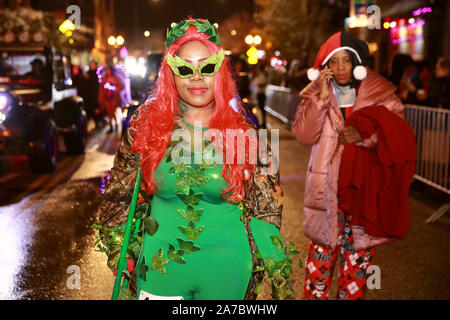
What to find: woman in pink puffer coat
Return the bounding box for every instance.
[292,32,405,300]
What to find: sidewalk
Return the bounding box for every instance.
[257,116,450,300]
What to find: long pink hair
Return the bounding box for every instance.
[130,19,255,203]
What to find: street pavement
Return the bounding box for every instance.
[0,115,449,300]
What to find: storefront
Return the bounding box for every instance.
[344,0,448,77]
[381,4,432,62]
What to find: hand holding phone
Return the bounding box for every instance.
[319,66,333,99]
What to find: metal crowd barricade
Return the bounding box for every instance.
[264,85,450,223]
[264,84,299,125]
[405,104,450,223]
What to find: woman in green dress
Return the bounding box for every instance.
[95,18,296,300]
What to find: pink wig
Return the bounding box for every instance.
[130,19,255,203]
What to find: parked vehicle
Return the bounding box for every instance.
[0,44,87,174]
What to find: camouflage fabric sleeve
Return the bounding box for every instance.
[243,160,295,300]
[241,145,294,300]
[98,110,141,228]
[94,108,147,294]
[243,146,283,228]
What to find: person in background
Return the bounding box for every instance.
[25,58,45,79]
[389,54,413,88]
[0,56,14,75]
[428,56,450,109]
[98,66,124,133]
[72,64,88,109]
[26,58,51,98]
[292,31,416,300]
[86,61,101,129]
[252,64,268,128]
[400,60,430,105]
[388,53,413,101]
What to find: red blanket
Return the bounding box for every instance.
[338,105,417,238]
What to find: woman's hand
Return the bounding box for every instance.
[319,66,333,100]
[339,126,363,145]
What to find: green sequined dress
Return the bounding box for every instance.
[96,109,296,300]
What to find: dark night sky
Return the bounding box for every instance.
[114,0,254,35]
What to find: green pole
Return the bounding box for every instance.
[111,154,142,300]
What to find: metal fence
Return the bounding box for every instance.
[405,105,450,223]
[264,85,298,125]
[265,85,450,222]
[405,104,450,195]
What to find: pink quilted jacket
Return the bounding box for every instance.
[292,70,405,251]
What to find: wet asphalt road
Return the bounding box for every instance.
[0,124,118,299]
[0,115,449,300]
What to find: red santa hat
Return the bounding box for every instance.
[307,31,369,81]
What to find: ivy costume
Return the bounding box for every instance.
[95,18,296,300]
[96,110,295,300]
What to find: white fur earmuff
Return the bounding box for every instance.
[307,68,320,81]
[353,65,367,80]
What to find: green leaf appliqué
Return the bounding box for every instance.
[288,241,300,255]
[177,237,201,254]
[178,189,203,206]
[138,256,149,281]
[177,222,204,241]
[174,178,191,195]
[270,235,284,251]
[118,287,136,300]
[177,205,203,223]
[167,244,186,264]
[143,217,159,236]
[150,248,169,274]
[186,166,211,186]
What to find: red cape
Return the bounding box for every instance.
[338,105,417,238]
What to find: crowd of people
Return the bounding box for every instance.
[390,54,450,109]
[92,18,423,301]
[72,61,126,133]
[248,52,449,114]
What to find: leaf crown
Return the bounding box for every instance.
[165,19,221,48]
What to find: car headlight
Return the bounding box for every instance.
[0,93,11,124]
[0,110,6,124]
[0,93,8,111]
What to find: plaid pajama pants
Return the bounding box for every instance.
[303,208,375,300]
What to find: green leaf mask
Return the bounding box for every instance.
[167,50,225,79]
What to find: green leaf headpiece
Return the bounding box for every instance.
[165,19,221,48]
